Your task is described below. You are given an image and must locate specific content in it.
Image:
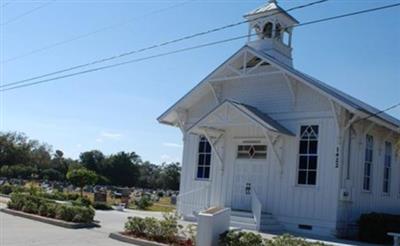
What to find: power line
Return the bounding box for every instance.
[353,102,400,125]
[1,0,193,63]
[0,0,55,26]
[1,2,12,8]
[0,0,329,88]
[2,2,399,91]
[0,34,252,92]
[295,2,400,28]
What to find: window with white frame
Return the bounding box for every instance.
[383,141,392,194]
[196,136,212,180]
[363,135,373,191]
[237,145,267,159]
[297,125,319,185]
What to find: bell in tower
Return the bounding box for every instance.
[244,0,299,66]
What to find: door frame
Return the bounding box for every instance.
[230,138,268,211]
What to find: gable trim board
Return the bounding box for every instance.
[157,45,400,133]
[187,99,295,136]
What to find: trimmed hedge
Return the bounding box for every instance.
[7,193,94,223]
[219,231,328,246]
[93,202,113,210]
[358,212,400,243]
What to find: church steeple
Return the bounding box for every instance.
[244,0,299,66]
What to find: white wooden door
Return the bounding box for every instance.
[231,159,266,211]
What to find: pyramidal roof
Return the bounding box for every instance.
[244,0,299,24]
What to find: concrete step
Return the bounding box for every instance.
[231,210,253,218]
[230,221,257,231]
[231,215,255,224]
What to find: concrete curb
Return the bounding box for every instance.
[109,232,168,246]
[0,208,98,229]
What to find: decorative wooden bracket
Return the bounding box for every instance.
[263,129,283,173]
[176,108,188,134]
[202,128,225,172]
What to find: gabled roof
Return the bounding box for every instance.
[232,101,295,136]
[187,100,294,136]
[246,46,400,129]
[158,45,400,132]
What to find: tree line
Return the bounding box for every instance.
[0,132,180,190]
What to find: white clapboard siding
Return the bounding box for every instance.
[342,124,400,222]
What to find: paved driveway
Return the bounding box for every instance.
[0,206,195,246]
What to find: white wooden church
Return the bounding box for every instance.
[158,0,400,237]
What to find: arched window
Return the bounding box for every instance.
[275,23,282,40]
[262,22,273,38]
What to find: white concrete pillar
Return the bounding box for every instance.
[196,207,231,246]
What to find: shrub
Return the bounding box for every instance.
[55,205,75,222]
[135,195,153,210]
[46,204,57,218]
[219,232,328,246]
[0,184,13,195]
[125,216,147,236]
[22,201,38,214]
[124,213,185,244]
[265,234,326,246]
[38,204,48,216]
[93,202,112,210]
[71,206,95,223]
[219,230,264,246]
[8,193,27,210]
[358,213,400,244]
[72,196,92,207]
[7,193,94,223]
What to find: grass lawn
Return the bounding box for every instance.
[129,197,176,213]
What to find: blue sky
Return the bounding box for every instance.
[1,0,399,164]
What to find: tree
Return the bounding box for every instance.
[79,150,105,173]
[103,151,141,187]
[66,167,98,197]
[138,161,161,189]
[41,168,63,181]
[159,162,181,190]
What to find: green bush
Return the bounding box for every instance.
[265,234,326,246]
[124,213,184,244]
[135,195,153,210]
[39,191,80,201]
[46,203,57,218]
[22,201,38,214]
[72,196,92,207]
[358,213,400,244]
[125,216,147,236]
[219,232,328,246]
[7,193,94,223]
[0,184,13,195]
[38,203,48,216]
[219,230,264,246]
[93,202,112,210]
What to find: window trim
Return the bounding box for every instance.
[382,141,392,195]
[236,144,267,160]
[362,134,374,192]
[296,125,319,186]
[194,136,212,181]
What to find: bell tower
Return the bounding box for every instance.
[244,0,299,66]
